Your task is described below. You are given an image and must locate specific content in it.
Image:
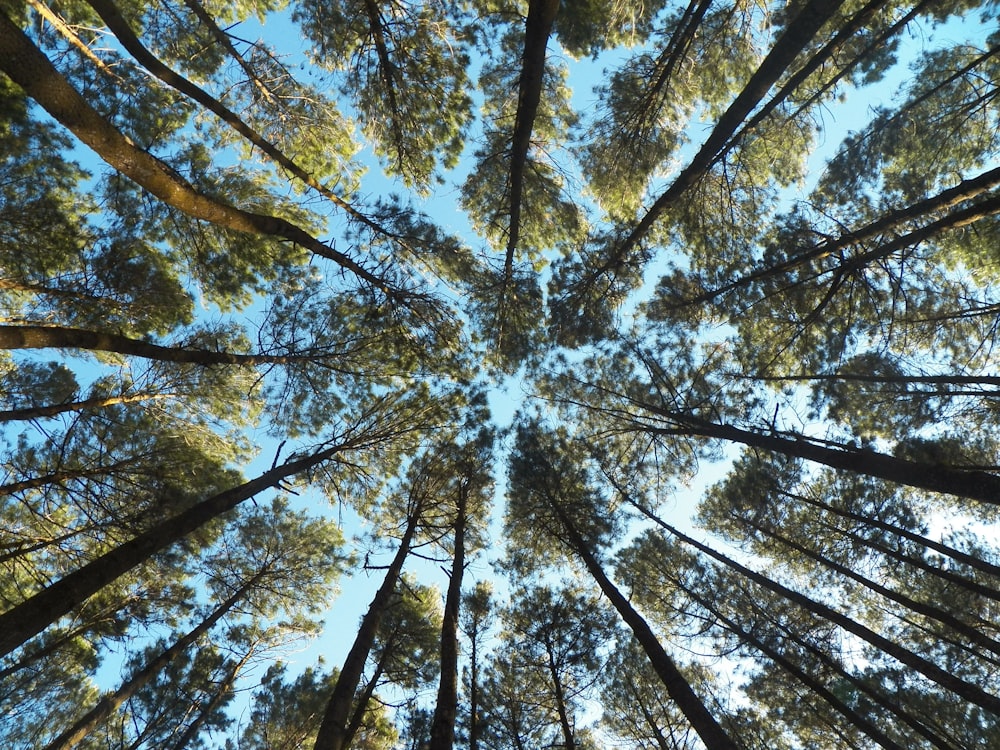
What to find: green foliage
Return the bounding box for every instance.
[6,0,1000,747]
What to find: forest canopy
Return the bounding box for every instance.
[3,0,1000,747]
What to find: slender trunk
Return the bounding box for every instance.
[83,0,385,238]
[0,615,114,681]
[0,441,350,657]
[0,324,314,366]
[548,502,740,750]
[750,371,1000,387]
[635,0,712,130]
[44,576,258,750]
[664,561,961,750]
[179,0,279,105]
[314,500,424,750]
[165,648,253,750]
[647,411,1000,505]
[794,490,1000,581]
[813,515,1000,604]
[1,456,138,497]
[761,599,963,750]
[722,0,891,158]
[468,630,480,750]
[685,161,1000,309]
[0,527,88,566]
[360,0,406,167]
[635,697,673,750]
[429,487,468,750]
[502,0,560,270]
[342,657,387,749]
[611,0,848,265]
[546,649,575,750]
[0,392,171,422]
[747,519,1000,663]
[644,510,1000,716]
[0,10,398,297]
[687,584,906,750]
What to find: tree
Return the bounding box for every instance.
[6,0,1000,746]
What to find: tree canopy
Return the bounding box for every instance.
[3,0,1000,747]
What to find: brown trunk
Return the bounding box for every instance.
[612,0,849,265]
[314,500,424,750]
[43,574,260,750]
[795,490,1000,581]
[0,392,169,422]
[428,487,468,750]
[503,0,560,266]
[165,648,253,750]
[710,593,905,749]
[0,324,312,365]
[549,502,740,750]
[0,441,350,658]
[0,10,398,297]
[547,649,575,750]
[686,161,1000,309]
[646,511,1000,716]
[648,411,1000,505]
[179,0,278,105]
[341,657,387,749]
[83,0,386,238]
[360,0,406,167]
[748,519,1000,663]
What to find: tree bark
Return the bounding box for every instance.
[646,410,1000,505]
[43,574,260,750]
[429,486,467,750]
[672,571,954,750]
[646,512,1000,716]
[0,9,400,297]
[683,162,1000,309]
[0,324,314,366]
[165,648,253,750]
[745,518,1000,663]
[547,648,576,750]
[0,440,350,658]
[0,392,170,422]
[548,501,741,750]
[314,499,424,750]
[83,0,388,239]
[341,658,387,749]
[609,0,849,268]
[503,0,560,268]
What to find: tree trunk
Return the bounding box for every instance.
[547,649,575,750]
[647,512,1000,715]
[44,576,258,750]
[0,10,395,295]
[429,486,468,750]
[795,490,1000,582]
[613,0,849,264]
[0,324,312,366]
[0,441,349,658]
[503,0,560,267]
[0,392,170,422]
[813,515,1000,604]
[468,631,480,750]
[668,566,959,750]
[747,518,1000,663]
[648,411,1000,505]
[165,648,253,750]
[314,499,424,750]
[342,657,387,749]
[83,0,385,238]
[549,502,740,750]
